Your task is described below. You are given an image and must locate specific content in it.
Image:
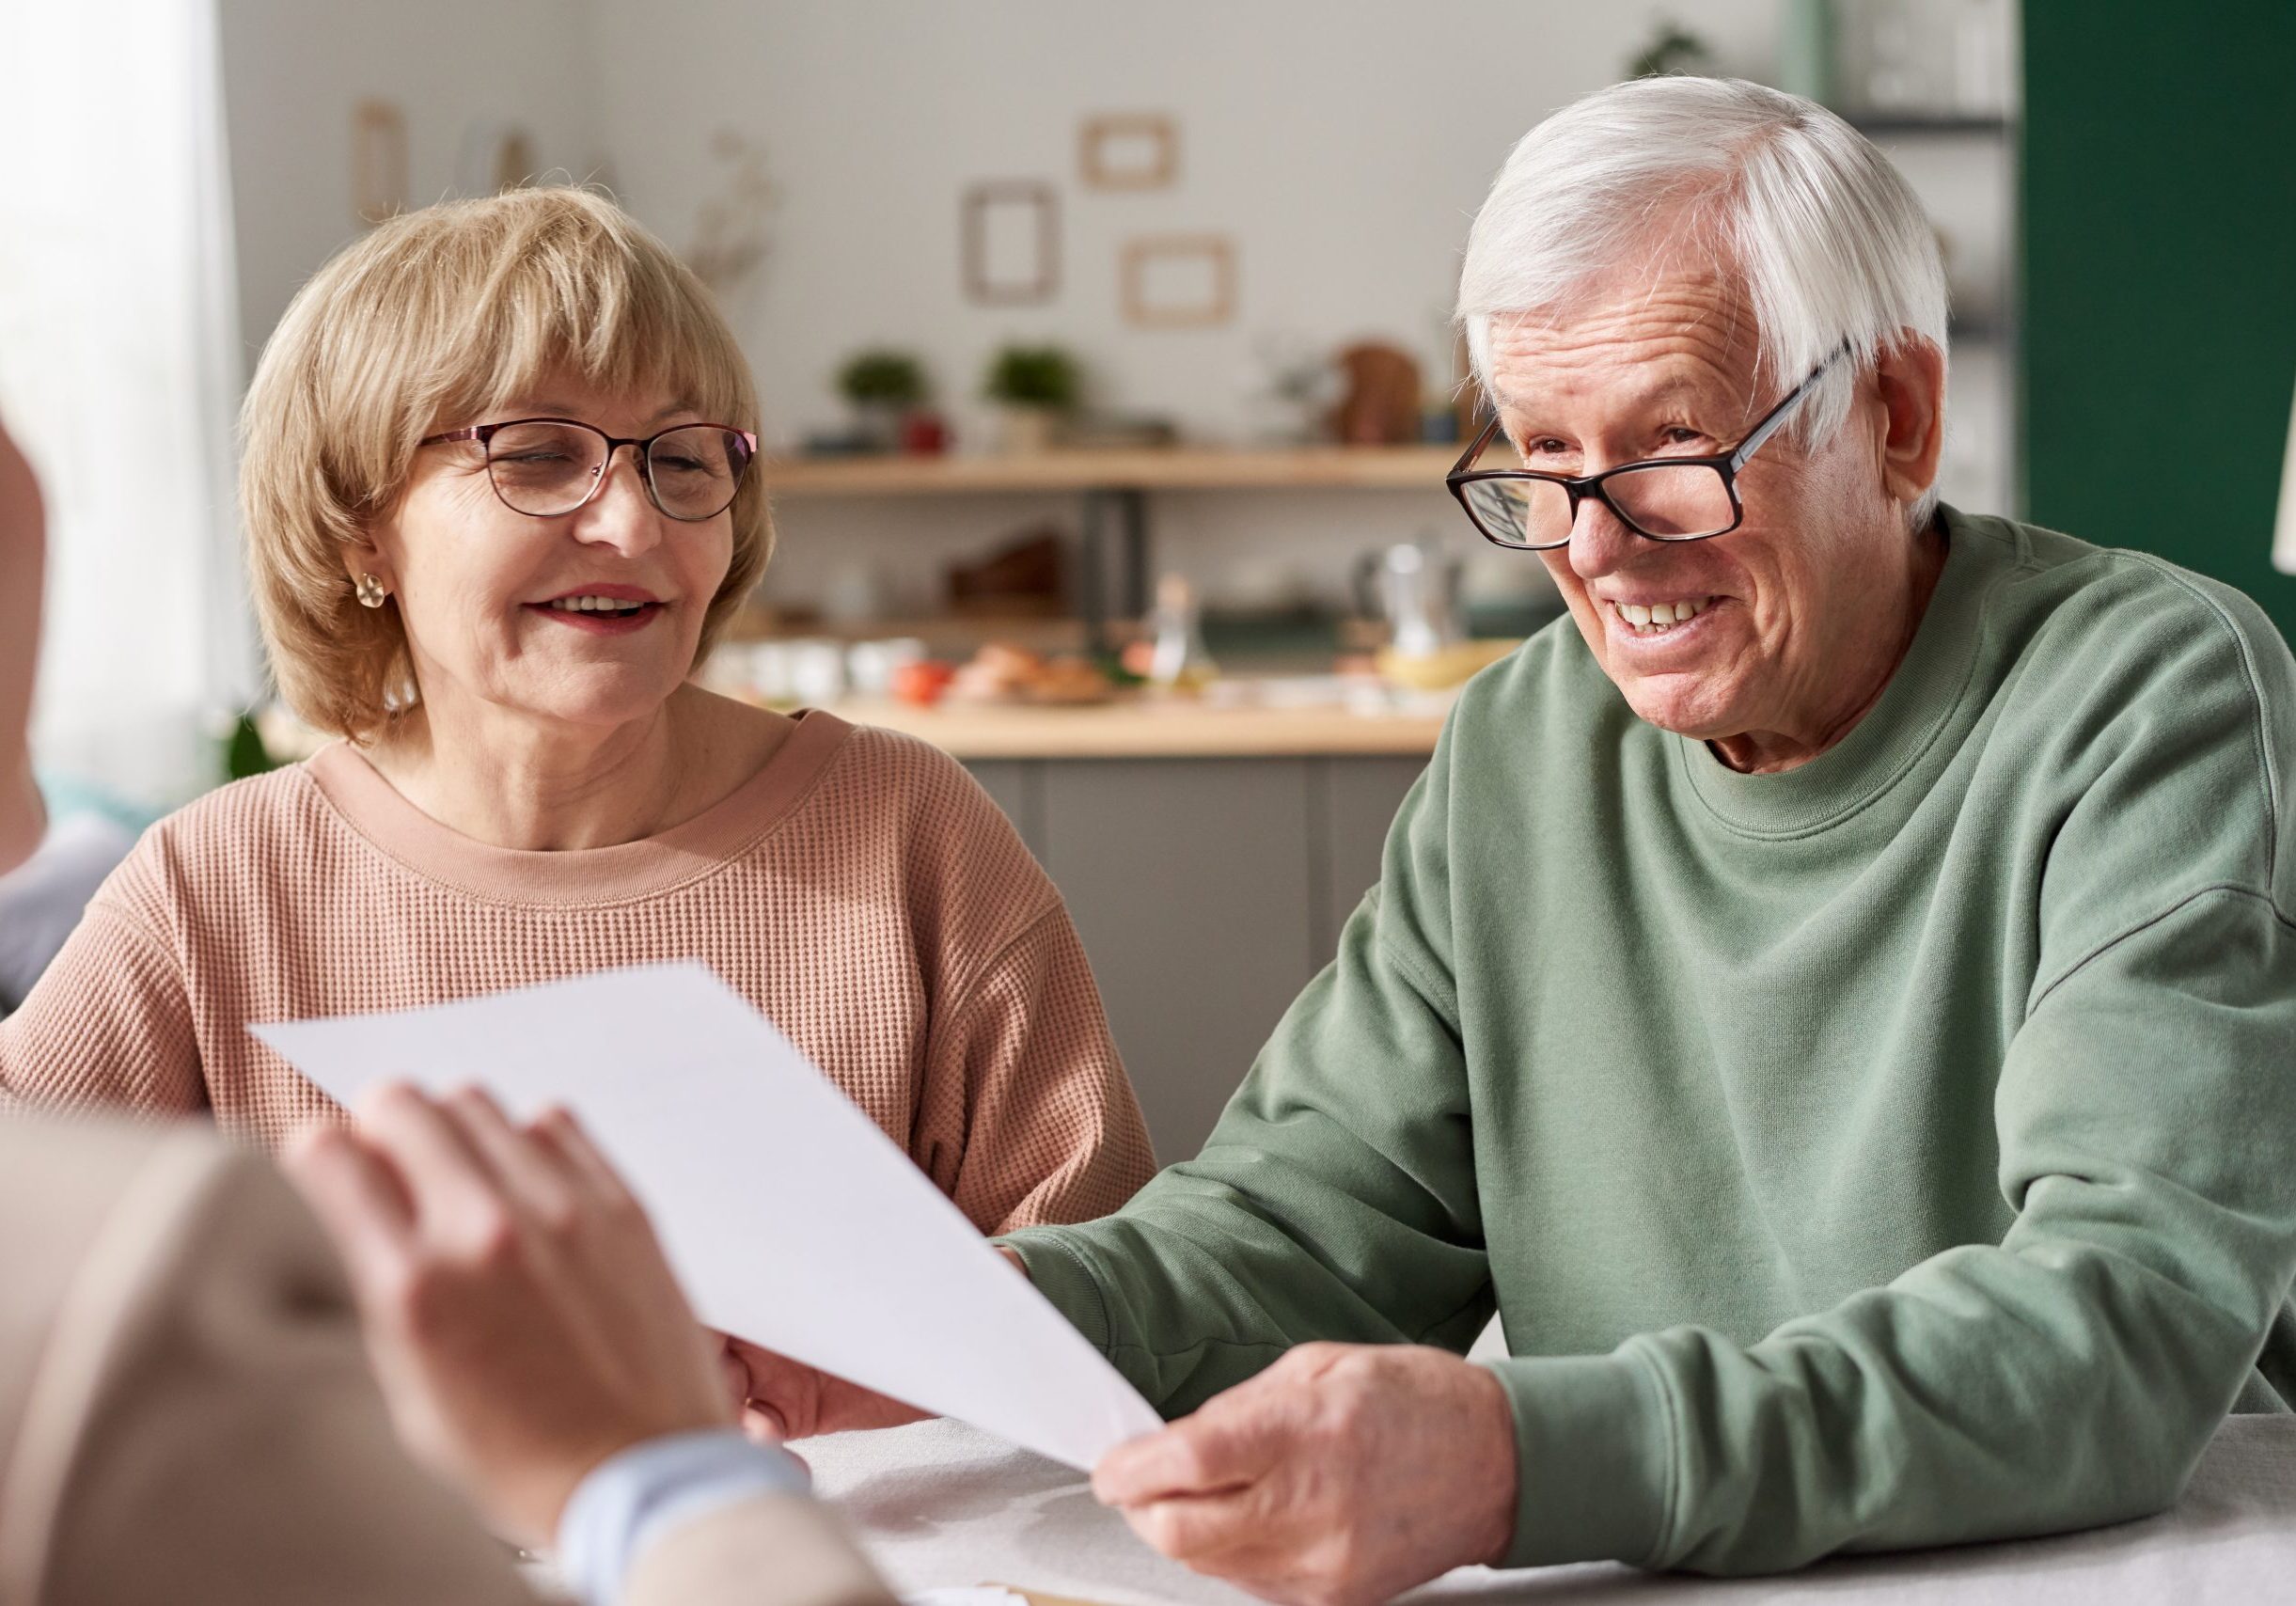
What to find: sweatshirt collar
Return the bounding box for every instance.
[306,707,854,905]
[1674,507,2011,839]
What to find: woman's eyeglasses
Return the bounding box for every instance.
[1445,346,1846,551]
[420,417,760,523]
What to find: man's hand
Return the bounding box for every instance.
[716,1245,1029,1442]
[282,1084,734,1548]
[1091,1343,1518,1606]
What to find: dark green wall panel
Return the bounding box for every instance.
[2021,0,2296,641]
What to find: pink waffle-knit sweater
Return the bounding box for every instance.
[0,711,1155,1234]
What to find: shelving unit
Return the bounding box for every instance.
[759,445,1462,496]
[760,446,1464,649]
[1847,101,2021,514]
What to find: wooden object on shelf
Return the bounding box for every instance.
[1079,113,1178,190]
[1330,342,1423,446]
[947,529,1067,616]
[352,101,407,226]
[1120,235,1235,328]
[962,181,1059,306]
[760,444,1462,496]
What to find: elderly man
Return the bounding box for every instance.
[737,74,2296,1600]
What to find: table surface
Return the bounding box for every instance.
[805,1415,2296,1606]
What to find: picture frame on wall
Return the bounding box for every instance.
[456,119,538,197]
[1079,113,1178,191]
[352,100,408,226]
[1120,234,1235,328]
[962,181,1061,306]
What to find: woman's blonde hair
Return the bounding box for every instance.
[240,186,771,742]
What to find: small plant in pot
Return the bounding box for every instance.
[983,344,1080,454]
[836,348,931,452]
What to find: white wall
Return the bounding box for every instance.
[217,0,608,360]
[215,1,2014,622]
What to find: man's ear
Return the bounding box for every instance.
[1873,335,1946,513]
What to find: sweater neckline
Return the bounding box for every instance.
[1674,508,2008,839]
[306,707,854,905]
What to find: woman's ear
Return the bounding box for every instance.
[1873,336,1946,512]
[338,527,396,596]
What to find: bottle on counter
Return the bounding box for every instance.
[1146,573,1218,694]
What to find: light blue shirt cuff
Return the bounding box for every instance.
[556,1427,813,1606]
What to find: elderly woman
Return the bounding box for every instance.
[0,188,1152,1236]
[754,77,2296,1598]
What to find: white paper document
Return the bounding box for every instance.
[251,961,1162,1471]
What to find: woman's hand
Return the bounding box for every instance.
[717,1333,932,1441]
[712,1246,1030,1441]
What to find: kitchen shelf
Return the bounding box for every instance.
[1844,112,2012,137]
[760,445,1463,497]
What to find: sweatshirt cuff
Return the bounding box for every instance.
[1485,1350,1676,1570]
[992,1227,1113,1352]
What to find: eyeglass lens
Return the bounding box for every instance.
[484,422,752,521]
[1460,460,1737,548]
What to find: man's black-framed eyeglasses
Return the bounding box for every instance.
[419,417,760,523]
[1445,345,1847,551]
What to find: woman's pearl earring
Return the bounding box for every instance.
[354,574,389,609]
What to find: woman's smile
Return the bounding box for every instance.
[524,583,667,637]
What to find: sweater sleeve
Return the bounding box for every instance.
[998,750,1496,1414]
[915,903,1157,1235]
[0,859,206,1120]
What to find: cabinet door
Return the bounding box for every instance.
[1039,759,1316,1162]
[1310,755,1430,964]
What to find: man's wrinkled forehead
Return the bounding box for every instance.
[1482,258,1763,415]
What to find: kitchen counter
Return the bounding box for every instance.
[828,693,1450,759]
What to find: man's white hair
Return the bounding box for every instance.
[1456,76,1948,523]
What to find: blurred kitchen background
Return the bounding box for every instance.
[4,1,2293,1157]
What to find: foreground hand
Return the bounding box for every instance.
[1092,1343,1518,1606]
[283,1084,733,1548]
[715,1244,1029,1442]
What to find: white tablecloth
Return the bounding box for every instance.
[805,1415,2296,1606]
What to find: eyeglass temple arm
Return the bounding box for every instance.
[1727,344,1849,473]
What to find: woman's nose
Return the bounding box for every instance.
[573,445,665,555]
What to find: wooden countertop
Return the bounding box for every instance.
[831,695,1448,758]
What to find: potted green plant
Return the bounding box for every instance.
[836,348,930,451]
[982,344,1081,453]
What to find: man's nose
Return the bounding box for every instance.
[1565,491,1641,579]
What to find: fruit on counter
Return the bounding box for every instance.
[947,642,1115,705]
[890,658,958,707]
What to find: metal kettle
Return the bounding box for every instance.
[1355,539,1465,658]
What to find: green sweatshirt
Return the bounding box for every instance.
[1002,508,2296,1575]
